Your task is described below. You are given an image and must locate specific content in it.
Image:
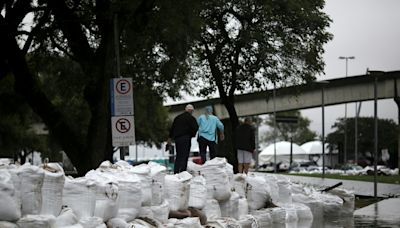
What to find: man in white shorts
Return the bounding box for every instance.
[235,117,256,174]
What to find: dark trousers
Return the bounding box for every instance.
[174,135,191,174]
[198,136,217,164]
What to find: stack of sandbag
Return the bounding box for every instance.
[262,174,280,204]
[245,175,271,211]
[329,188,355,217]
[200,158,232,202]
[130,164,153,207]
[276,176,293,204]
[102,160,143,221]
[202,199,222,220]
[17,163,45,216]
[138,162,170,224]
[0,169,21,222]
[148,161,167,206]
[84,170,119,222]
[311,191,344,218]
[188,175,207,209]
[17,214,56,228]
[62,177,96,220]
[219,191,240,220]
[186,160,202,176]
[164,171,192,211]
[232,174,247,198]
[292,192,324,220]
[166,217,202,228]
[40,163,65,216]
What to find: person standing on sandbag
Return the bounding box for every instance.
[197,105,225,164]
[235,117,256,174]
[168,104,198,174]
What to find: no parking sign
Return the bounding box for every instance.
[111,116,135,147]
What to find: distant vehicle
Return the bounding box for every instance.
[289,160,318,172]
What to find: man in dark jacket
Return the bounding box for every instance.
[235,117,256,174]
[168,104,198,174]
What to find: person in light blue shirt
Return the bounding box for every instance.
[197,106,225,164]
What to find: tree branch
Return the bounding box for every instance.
[22,8,51,54]
[46,0,95,68]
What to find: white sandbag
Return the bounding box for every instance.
[164,172,192,211]
[114,173,142,221]
[17,214,56,228]
[311,192,343,218]
[113,160,130,169]
[55,207,79,227]
[151,200,170,224]
[186,160,201,177]
[0,170,21,221]
[292,203,313,221]
[40,163,65,216]
[169,217,202,228]
[17,163,44,215]
[246,175,271,211]
[250,209,273,227]
[292,193,324,219]
[130,218,163,227]
[188,175,207,209]
[0,221,18,228]
[106,218,133,228]
[277,204,301,223]
[238,215,257,228]
[201,158,232,201]
[206,218,241,228]
[277,179,292,204]
[62,177,96,219]
[232,174,247,198]
[85,170,119,222]
[138,206,153,219]
[269,207,287,223]
[263,175,280,204]
[219,191,240,219]
[329,188,355,216]
[93,182,119,221]
[131,164,152,206]
[238,198,249,219]
[202,199,221,220]
[78,217,106,228]
[148,162,166,206]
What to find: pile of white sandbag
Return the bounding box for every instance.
[0,157,354,227]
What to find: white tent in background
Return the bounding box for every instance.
[301,140,330,155]
[258,141,308,165]
[301,140,339,166]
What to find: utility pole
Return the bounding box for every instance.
[339,56,355,164]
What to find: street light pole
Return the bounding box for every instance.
[339,56,355,164]
[318,80,329,178]
[368,70,384,199]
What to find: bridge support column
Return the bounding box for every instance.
[394,79,400,171]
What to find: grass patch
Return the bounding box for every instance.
[284,173,400,184]
[354,196,383,209]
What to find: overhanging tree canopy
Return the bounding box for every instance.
[0,0,202,175]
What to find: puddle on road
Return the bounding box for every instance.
[268,216,400,228]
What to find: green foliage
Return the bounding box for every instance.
[0,75,48,158]
[326,117,398,167]
[191,0,332,96]
[262,111,317,145]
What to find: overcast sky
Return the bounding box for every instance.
[305,0,400,135]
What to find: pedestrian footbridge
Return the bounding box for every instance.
[167,70,400,120]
